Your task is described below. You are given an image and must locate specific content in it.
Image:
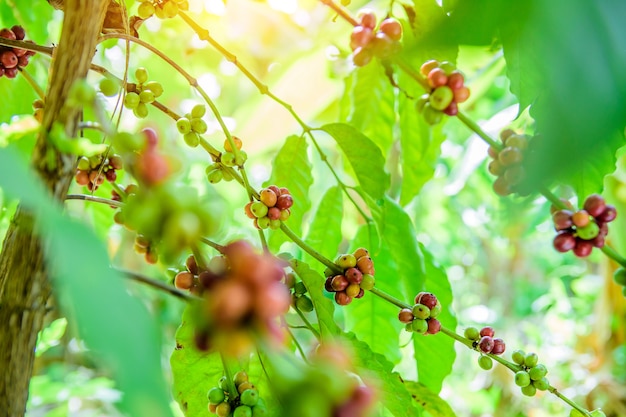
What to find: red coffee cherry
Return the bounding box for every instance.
[480,326,495,338]
[478,336,494,353]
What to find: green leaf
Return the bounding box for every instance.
[398,71,447,205]
[374,197,456,393]
[344,225,404,364]
[320,123,390,201]
[343,63,396,153]
[170,305,223,417]
[265,135,313,251]
[303,186,343,266]
[35,317,67,357]
[404,381,457,417]
[290,259,340,338]
[500,1,626,197]
[0,0,55,44]
[0,145,174,417]
[344,332,421,417]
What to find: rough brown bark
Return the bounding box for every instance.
[0,1,108,415]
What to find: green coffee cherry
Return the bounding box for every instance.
[184,132,200,147]
[511,350,526,365]
[256,216,270,229]
[218,376,228,391]
[235,150,248,166]
[360,274,375,290]
[139,90,155,104]
[464,327,480,341]
[529,364,547,380]
[478,355,493,370]
[514,371,531,387]
[576,222,599,240]
[412,304,430,320]
[191,118,207,134]
[295,295,314,312]
[221,152,236,167]
[411,318,428,333]
[613,268,626,286]
[521,384,536,397]
[135,67,149,84]
[99,78,118,97]
[429,301,442,318]
[335,254,357,269]
[240,389,259,406]
[294,282,307,295]
[524,352,539,368]
[77,157,90,171]
[250,202,269,218]
[234,406,252,417]
[177,117,191,134]
[269,219,281,230]
[208,387,225,404]
[133,102,149,118]
[144,81,163,97]
[123,92,140,109]
[533,377,550,391]
[429,86,454,111]
[191,104,206,118]
[251,404,268,417]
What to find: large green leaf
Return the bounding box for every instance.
[398,71,447,206]
[500,0,626,198]
[170,306,224,417]
[290,259,341,339]
[303,185,343,266]
[374,197,456,393]
[343,225,404,364]
[343,63,396,153]
[0,145,174,417]
[404,381,457,417]
[265,135,313,251]
[345,332,421,417]
[320,123,390,201]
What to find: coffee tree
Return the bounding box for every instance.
[0,0,625,416]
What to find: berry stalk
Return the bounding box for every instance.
[18,68,45,100]
[219,353,239,400]
[369,287,410,309]
[115,267,199,302]
[65,193,123,208]
[279,223,341,273]
[318,0,359,26]
[293,306,321,340]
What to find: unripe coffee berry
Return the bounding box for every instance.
[533,377,550,391]
[240,389,259,406]
[208,387,225,404]
[360,274,375,290]
[346,283,361,298]
[412,303,430,320]
[521,384,537,397]
[511,350,525,365]
[336,254,357,269]
[478,355,493,370]
[464,327,480,341]
[529,364,547,380]
[524,352,539,368]
[411,318,428,333]
[514,370,531,387]
[430,301,442,318]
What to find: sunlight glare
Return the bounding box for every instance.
[267,0,298,14]
[204,0,225,16]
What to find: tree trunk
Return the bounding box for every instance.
[0,1,108,415]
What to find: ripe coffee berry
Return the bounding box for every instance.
[327,248,376,305]
[349,11,402,66]
[0,25,34,79]
[247,185,292,230]
[478,336,494,353]
[550,194,616,257]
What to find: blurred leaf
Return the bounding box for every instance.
[170,306,223,417]
[321,123,390,201]
[303,185,343,266]
[404,381,457,417]
[35,317,67,357]
[290,259,340,338]
[344,332,421,417]
[265,135,313,251]
[343,63,396,153]
[398,71,447,205]
[345,225,404,364]
[0,145,173,417]
[502,0,626,198]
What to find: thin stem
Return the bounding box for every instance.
[319,0,359,26]
[294,307,321,340]
[257,229,269,253]
[548,386,592,417]
[600,245,626,268]
[200,237,226,254]
[538,185,568,210]
[115,267,198,302]
[177,12,371,221]
[110,182,126,200]
[65,194,123,208]
[394,58,430,91]
[76,121,104,132]
[18,68,45,100]
[220,353,239,399]
[369,287,411,309]
[191,245,209,271]
[456,112,502,150]
[279,223,340,273]
[0,38,53,55]
[285,326,310,364]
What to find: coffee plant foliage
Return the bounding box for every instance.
[0,0,625,416]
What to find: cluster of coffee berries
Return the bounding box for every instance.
[123,68,164,119]
[487,129,530,196]
[613,268,626,297]
[0,26,34,79]
[349,10,402,67]
[244,186,293,230]
[221,137,248,166]
[416,60,470,124]
[175,104,208,148]
[192,241,290,355]
[464,326,506,355]
[136,0,189,19]
[174,254,226,295]
[134,233,159,264]
[285,273,314,313]
[510,350,550,397]
[75,153,123,191]
[323,248,375,306]
[398,292,442,335]
[552,194,616,257]
[207,370,267,417]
